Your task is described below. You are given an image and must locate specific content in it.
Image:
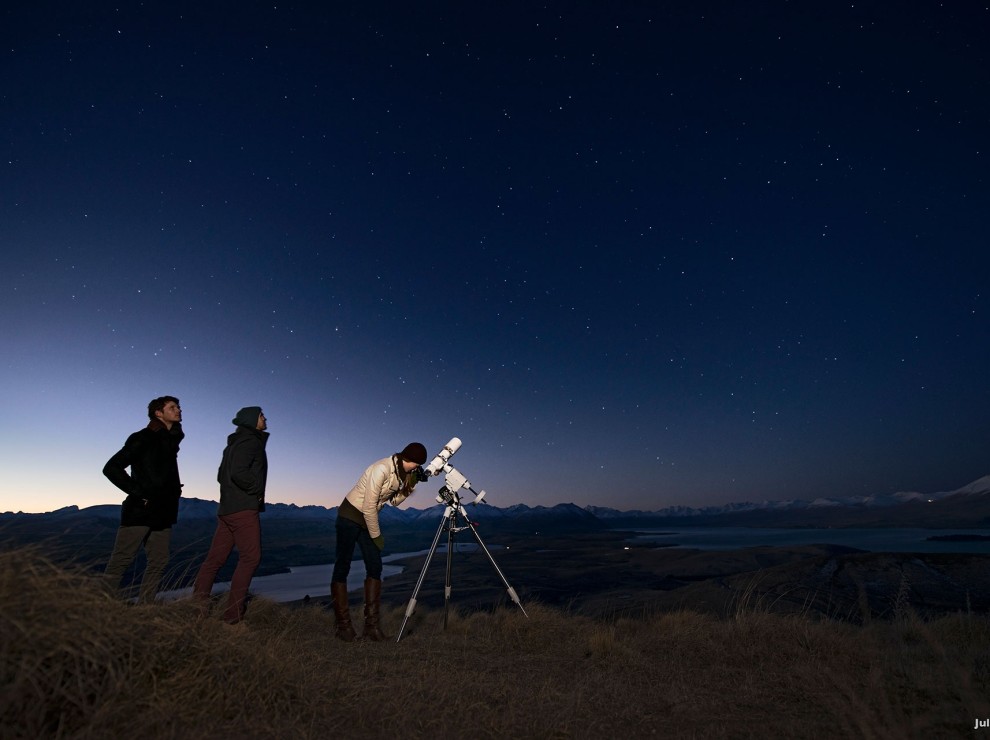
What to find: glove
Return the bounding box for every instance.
[372,535,385,551]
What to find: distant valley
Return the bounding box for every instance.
[3,475,989,622]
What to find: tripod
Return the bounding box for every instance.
[395,484,528,642]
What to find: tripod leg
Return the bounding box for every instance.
[460,505,528,618]
[396,507,452,642]
[442,508,457,630]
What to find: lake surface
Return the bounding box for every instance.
[627,527,990,554]
[160,543,485,604]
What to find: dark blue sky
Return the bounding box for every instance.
[2,2,987,514]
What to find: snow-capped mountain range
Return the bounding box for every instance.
[586,474,990,519]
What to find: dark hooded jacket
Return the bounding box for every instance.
[103,420,184,529]
[217,426,269,515]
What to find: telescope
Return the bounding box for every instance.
[424,437,462,477]
[395,436,527,641]
[424,437,486,504]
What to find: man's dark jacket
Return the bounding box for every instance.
[103,420,184,529]
[217,426,269,515]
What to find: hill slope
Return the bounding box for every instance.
[2,547,989,739]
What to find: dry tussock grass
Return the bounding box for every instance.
[2,547,988,739]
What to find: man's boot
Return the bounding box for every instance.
[362,577,388,641]
[331,581,356,642]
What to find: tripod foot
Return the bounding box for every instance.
[507,587,529,618]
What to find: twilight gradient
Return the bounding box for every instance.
[1,2,987,514]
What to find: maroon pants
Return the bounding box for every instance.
[193,509,261,623]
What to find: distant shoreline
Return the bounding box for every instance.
[626,526,990,553]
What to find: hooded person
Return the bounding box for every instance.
[330,442,427,641]
[192,406,270,624]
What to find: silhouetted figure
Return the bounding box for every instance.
[193,406,269,624]
[102,396,184,603]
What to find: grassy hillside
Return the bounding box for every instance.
[2,548,989,738]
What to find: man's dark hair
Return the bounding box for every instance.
[148,396,180,420]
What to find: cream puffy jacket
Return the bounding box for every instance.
[344,456,413,539]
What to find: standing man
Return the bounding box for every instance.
[193,406,269,624]
[102,395,184,603]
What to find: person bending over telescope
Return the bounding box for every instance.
[331,442,427,641]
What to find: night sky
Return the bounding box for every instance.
[2,2,987,515]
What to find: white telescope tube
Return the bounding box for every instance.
[425,437,462,477]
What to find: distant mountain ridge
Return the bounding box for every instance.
[587,475,990,529]
[587,474,990,518]
[4,475,990,530]
[0,498,605,534]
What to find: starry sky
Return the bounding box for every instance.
[2,2,987,515]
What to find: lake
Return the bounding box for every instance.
[627,527,990,554]
[160,543,486,604]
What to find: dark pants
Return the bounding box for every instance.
[104,525,171,603]
[193,509,262,623]
[332,516,382,583]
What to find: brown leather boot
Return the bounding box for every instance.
[331,581,356,642]
[362,577,388,641]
